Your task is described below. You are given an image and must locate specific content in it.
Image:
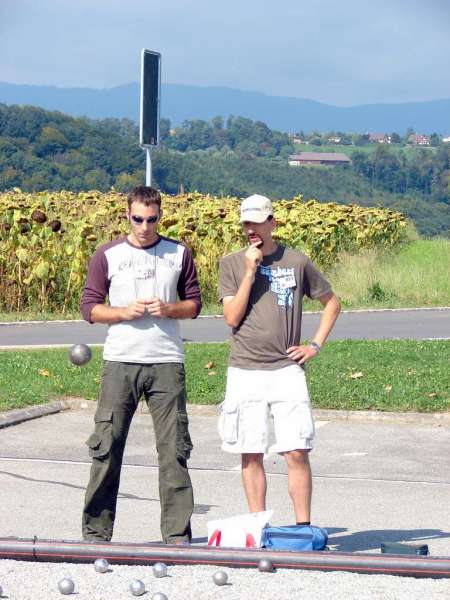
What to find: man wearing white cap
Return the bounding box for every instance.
[218,194,340,526]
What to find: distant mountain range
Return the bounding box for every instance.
[1,81,449,134]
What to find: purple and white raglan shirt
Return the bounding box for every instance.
[80,236,201,364]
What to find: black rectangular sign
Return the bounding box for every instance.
[140,49,161,146]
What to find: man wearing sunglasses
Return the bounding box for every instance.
[80,186,201,545]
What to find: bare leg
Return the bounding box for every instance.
[241,453,266,512]
[283,449,312,522]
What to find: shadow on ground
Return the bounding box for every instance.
[326,527,450,553]
[0,470,217,514]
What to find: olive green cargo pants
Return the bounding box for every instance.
[82,361,193,544]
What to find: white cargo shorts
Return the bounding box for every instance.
[218,364,314,454]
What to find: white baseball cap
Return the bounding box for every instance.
[240,194,273,223]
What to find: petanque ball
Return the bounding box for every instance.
[152,594,168,600]
[212,570,228,586]
[69,343,92,366]
[94,558,109,573]
[130,579,146,596]
[58,577,75,595]
[152,562,168,578]
[258,558,275,573]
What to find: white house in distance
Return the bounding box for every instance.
[408,134,430,146]
[442,135,450,143]
[289,152,352,166]
[288,132,306,144]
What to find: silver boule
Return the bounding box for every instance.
[258,558,275,572]
[94,558,109,573]
[130,579,146,596]
[58,577,75,595]
[152,593,168,600]
[152,562,168,578]
[212,570,228,586]
[69,343,92,366]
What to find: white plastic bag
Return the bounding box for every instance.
[207,510,274,548]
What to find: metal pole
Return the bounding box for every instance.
[1,537,450,579]
[146,147,152,186]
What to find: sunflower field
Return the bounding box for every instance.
[0,189,408,311]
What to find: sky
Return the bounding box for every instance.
[1,0,450,106]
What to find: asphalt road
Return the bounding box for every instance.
[0,308,449,347]
[1,409,449,554]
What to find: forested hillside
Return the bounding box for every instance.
[0,104,448,236]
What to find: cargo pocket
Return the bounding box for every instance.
[86,409,113,459]
[176,412,193,461]
[217,401,239,444]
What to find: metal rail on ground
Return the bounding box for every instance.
[0,537,450,579]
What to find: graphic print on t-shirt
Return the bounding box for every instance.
[259,266,296,308]
[132,253,157,300]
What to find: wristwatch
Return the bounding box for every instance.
[309,341,321,353]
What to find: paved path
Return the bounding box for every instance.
[0,408,449,555]
[0,308,449,347]
[1,408,449,598]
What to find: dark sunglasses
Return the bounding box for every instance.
[130,214,159,225]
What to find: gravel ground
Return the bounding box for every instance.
[0,560,449,600]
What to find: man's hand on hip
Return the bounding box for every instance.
[286,344,319,365]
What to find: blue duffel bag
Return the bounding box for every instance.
[261,524,328,551]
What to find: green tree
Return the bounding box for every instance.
[83,169,111,190]
[354,134,370,146]
[159,118,171,142]
[430,132,441,147]
[35,126,69,156]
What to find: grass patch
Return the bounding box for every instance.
[307,340,450,412]
[290,143,437,159]
[0,346,105,410]
[0,305,224,321]
[327,239,450,309]
[0,341,448,413]
[0,310,82,322]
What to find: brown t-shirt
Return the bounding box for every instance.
[219,245,332,370]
